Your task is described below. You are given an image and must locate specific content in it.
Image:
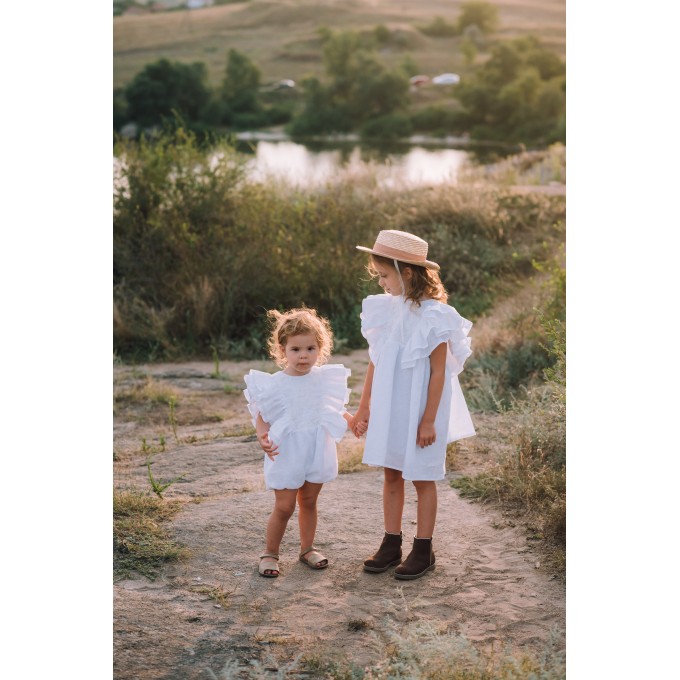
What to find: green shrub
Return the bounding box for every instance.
[360,113,413,141]
[410,106,464,135]
[452,258,566,560]
[113,128,565,359]
[417,16,458,37]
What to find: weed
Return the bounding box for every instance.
[146,456,186,499]
[360,616,564,680]
[191,583,234,608]
[223,424,256,438]
[114,375,178,406]
[210,344,221,378]
[168,396,179,442]
[113,489,189,580]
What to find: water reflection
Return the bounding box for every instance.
[237,140,470,187]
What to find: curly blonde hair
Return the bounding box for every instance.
[368,254,448,305]
[266,307,334,368]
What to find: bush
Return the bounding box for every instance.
[452,256,566,562]
[457,1,499,34]
[410,106,464,135]
[360,113,413,141]
[113,128,565,359]
[417,16,458,37]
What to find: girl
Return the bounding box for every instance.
[352,229,476,580]
[244,307,364,578]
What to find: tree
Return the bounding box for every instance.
[461,35,478,66]
[290,29,410,135]
[125,59,210,127]
[221,49,262,114]
[454,36,565,144]
[457,1,499,35]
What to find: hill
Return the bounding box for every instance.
[113,0,566,91]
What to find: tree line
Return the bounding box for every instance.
[114,5,565,146]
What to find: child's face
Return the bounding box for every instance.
[282,333,320,375]
[373,261,408,296]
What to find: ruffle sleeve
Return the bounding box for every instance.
[360,294,394,364]
[315,364,351,440]
[243,370,286,428]
[401,303,472,374]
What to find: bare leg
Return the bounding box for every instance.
[412,480,437,538]
[384,467,405,534]
[297,481,324,550]
[265,489,297,555]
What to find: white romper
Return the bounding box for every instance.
[361,294,475,481]
[243,364,350,490]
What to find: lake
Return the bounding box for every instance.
[233,138,499,188]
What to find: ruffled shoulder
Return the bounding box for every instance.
[314,364,351,440]
[360,294,394,363]
[243,370,286,427]
[402,302,472,374]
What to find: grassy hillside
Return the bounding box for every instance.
[114,0,565,95]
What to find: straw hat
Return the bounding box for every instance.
[356,230,440,270]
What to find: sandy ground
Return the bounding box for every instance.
[113,351,565,679]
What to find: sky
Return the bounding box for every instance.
[2,1,680,677]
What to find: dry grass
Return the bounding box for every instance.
[337,437,369,474]
[114,374,178,406]
[113,489,190,579]
[114,0,565,89]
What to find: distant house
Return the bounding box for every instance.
[149,2,167,11]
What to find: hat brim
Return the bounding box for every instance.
[356,245,440,271]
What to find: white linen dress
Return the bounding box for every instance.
[361,294,475,481]
[243,364,350,490]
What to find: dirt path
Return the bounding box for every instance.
[113,353,565,679]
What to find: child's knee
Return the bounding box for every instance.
[384,467,404,484]
[412,480,436,493]
[274,500,296,519]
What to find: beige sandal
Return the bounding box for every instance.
[299,546,328,570]
[259,553,280,578]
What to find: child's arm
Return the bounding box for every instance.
[255,413,279,460]
[417,342,447,448]
[351,361,374,436]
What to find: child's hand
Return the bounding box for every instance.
[346,411,369,438]
[416,420,436,448]
[258,431,279,460]
[353,420,368,437]
[352,406,370,436]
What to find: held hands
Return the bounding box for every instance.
[257,431,279,460]
[416,419,436,448]
[353,419,368,437]
[347,408,369,438]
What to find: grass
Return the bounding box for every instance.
[337,438,369,474]
[113,489,190,579]
[114,0,565,92]
[209,618,565,679]
[114,375,178,405]
[190,583,235,608]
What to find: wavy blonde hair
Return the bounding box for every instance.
[266,307,334,368]
[368,254,448,305]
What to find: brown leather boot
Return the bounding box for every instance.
[394,537,435,580]
[363,531,403,572]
